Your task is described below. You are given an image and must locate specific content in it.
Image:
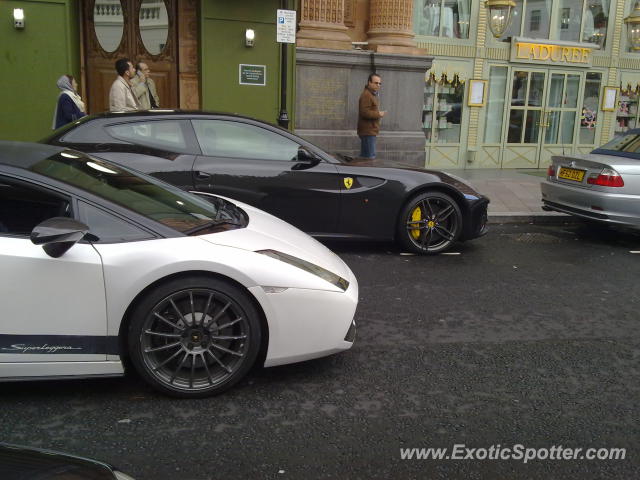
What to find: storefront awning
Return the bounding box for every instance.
[620,72,640,93]
[426,60,469,84]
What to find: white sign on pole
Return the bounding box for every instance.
[276,9,296,43]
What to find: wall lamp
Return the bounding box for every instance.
[13,8,25,29]
[245,28,255,47]
[625,1,640,51]
[485,0,515,38]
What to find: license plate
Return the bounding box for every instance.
[558,167,585,182]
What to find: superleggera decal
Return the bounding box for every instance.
[0,335,120,355]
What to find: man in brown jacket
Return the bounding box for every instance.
[357,73,386,159]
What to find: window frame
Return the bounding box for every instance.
[490,0,610,49]
[413,0,473,40]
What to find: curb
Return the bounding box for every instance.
[488,212,582,225]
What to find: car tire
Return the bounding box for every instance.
[397,191,462,254]
[127,276,261,398]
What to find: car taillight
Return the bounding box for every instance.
[587,168,624,187]
[547,165,556,177]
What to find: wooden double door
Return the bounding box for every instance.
[82,0,178,114]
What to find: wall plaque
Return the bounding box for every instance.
[239,64,266,86]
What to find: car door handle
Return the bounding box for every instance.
[195,171,211,179]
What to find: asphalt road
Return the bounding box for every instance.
[2,222,640,480]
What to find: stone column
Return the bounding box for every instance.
[297,0,352,50]
[366,0,419,54]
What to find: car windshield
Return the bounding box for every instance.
[596,133,640,154]
[29,150,246,234]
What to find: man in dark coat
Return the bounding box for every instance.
[357,73,386,159]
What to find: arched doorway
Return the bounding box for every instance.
[82,0,178,114]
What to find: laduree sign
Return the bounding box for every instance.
[510,38,593,67]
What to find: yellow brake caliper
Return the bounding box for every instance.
[411,206,437,240]
[410,206,422,239]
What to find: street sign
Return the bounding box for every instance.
[239,64,266,86]
[276,9,296,44]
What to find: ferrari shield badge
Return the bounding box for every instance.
[343,177,354,190]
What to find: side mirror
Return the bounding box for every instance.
[30,217,90,258]
[293,147,320,170]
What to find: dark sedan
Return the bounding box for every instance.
[44,111,489,254]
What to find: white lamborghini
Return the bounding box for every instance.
[0,142,357,398]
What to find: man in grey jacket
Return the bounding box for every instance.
[109,58,140,112]
[131,62,160,110]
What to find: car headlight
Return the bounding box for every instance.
[256,249,349,291]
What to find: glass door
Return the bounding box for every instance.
[502,69,548,168]
[539,71,582,166]
[502,68,584,168]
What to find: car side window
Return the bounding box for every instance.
[192,120,300,161]
[106,120,189,152]
[0,176,71,237]
[77,201,155,243]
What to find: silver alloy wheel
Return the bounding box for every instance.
[139,287,250,392]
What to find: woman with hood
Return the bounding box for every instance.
[52,75,86,129]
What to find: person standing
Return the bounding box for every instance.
[357,73,386,159]
[52,75,86,129]
[109,58,140,112]
[131,62,160,110]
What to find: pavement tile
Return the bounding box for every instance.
[444,168,574,223]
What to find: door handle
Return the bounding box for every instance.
[537,111,550,128]
[195,171,211,179]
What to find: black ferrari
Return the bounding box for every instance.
[44,111,489,254]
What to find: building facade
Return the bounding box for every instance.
[3,0,640,170]
[295,0,640,169]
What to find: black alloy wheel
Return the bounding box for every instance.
[397,191,463,254]
[128,276,262,398]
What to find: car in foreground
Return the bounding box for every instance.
[43,111,489,254]
[0,142,357,398]
[541,131,640,227]
[0,443,134,479]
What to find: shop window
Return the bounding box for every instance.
[615,83,640,137]
[579,73,601,144]
[422,74,464,143]
[414,0,470,39]
[500,0,608,47]
[509,0,552,39]
[484,66,508,144]
[583,0,608,47]
[530,10,541,32]
[560,8,570,30]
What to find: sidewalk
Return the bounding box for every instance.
[443,168,575,224]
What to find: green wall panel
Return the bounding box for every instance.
[0,0,79,142]
[200,0,296,127]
